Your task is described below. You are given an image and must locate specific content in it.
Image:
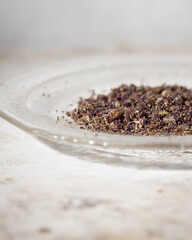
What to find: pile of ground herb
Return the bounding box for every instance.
[67,84,192,136]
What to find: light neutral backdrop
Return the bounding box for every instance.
[0,0,192,51]
[1,1,192,238]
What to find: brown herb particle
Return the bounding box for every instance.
[66,84,192,136]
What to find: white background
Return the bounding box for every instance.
[0,0,192,51]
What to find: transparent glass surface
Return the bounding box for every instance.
[1,54,192,169]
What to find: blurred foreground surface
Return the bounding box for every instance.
[1,52,192,240]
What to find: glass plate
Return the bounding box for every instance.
[1,54,192,169]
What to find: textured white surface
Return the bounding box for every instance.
[1,53,192,240]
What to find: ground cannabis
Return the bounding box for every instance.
[67,84,192,136]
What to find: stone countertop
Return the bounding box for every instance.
[0,52,192,240]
